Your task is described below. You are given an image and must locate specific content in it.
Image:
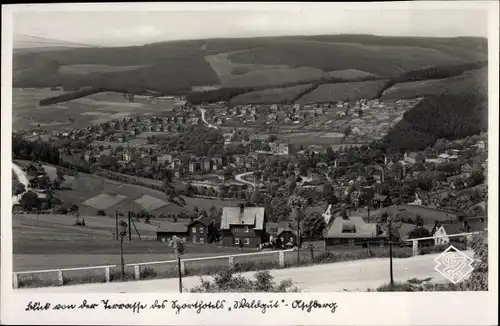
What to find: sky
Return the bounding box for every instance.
[11,4,489,47]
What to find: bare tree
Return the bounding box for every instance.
[169,236,187,293]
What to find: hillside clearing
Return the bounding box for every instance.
[295,79,390,104]
[229,83,314,105]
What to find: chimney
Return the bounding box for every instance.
[239,203,245,213]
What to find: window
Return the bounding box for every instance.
[244,238,250,245]
[192,227,196,233]
[244,226,249,233]
[234,238,240,245]
[199,227,204,234]
[200,237,204,244]
[290,237,294,243]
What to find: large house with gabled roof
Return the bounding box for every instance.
[220,204,267,248]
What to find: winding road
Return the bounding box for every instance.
[12,162,30,205]
[15,251,473,293]
[199,108,218,129]
[235,171,258,188]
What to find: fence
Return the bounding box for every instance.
[406,232,483,256]
[12,265,116,289]
[12,250,294,288]
[125,249,295,281]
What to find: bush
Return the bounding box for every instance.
[189,269,300,293]
[140,267,158,280]
[96,210,107,216]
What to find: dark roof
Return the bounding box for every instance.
[442,223,463,236]
[266,221,292,234]
[373,194,388,201]
[189,215,215,227]
[157,221,189,233]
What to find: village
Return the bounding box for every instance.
[13,97,488,253]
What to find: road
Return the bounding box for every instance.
[234,171,258,187]
[16,251,473,293]
[199,108,218,129]
[12,162,30,205]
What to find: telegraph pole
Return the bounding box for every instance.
[128,211,132,241]
[388,218,394,289]
[296,208,301,266]
[115,210,119,241]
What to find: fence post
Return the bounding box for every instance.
[57,270,64,286]
[13,273,19,289]
[180,261,186,276]
[134,265,141,280]
[228,256,234,268]
[105,267,111,283]
[279,251,285,268]
[412,240,418,256]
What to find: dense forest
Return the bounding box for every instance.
[378,93,488,152]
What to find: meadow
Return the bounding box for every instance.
[229,84,314,105]
[12,88,176,131]
[295,80,390,105]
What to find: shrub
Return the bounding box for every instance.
[189,269,300,293]
[96,209,107,216]
[140,267,158,280]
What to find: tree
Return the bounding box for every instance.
[267,197,291,222]
[288,192,308,265]
[251,188,261,204]
[13,182,26,196]
[20,191,40,211]
[97,210,106,216]
[288,179,297,195]
[407,227,431,240]
[119,220,128,280]
[268,135,278,142]
[169,236,187,293]
[56,168,65,184]
[464,232,487,290]
[415,214,424,226]
[302,212,326,240]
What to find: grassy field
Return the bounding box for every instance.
[219,67,329,89]
[229,83,314,105]
[12,88,176,131]
[59,64,150,75]
[381,67,487,100]
[295,79,390,105]
[327,69,379,80]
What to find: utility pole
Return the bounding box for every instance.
[388,218,394,289]
[128,211,132,241]
[296,208,301,266]
[115,211,119,241]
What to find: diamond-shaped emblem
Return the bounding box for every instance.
[434,245,474,284]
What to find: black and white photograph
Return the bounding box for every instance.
[1,2,498,324]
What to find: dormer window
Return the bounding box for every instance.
[341,222,356,233]
[244,226,249,233]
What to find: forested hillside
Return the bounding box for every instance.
[379,93,488,152]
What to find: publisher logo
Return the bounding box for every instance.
[434,245,474,284]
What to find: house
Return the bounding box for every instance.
[25,163,44,179]
[158,154,173,165]
[323,216,384,248]
[372,194,392,208]
[266,221,297,245]
[220,204,267,248]
[156,221,190,242]
[188,215,220,244]
[476,140,485,150]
